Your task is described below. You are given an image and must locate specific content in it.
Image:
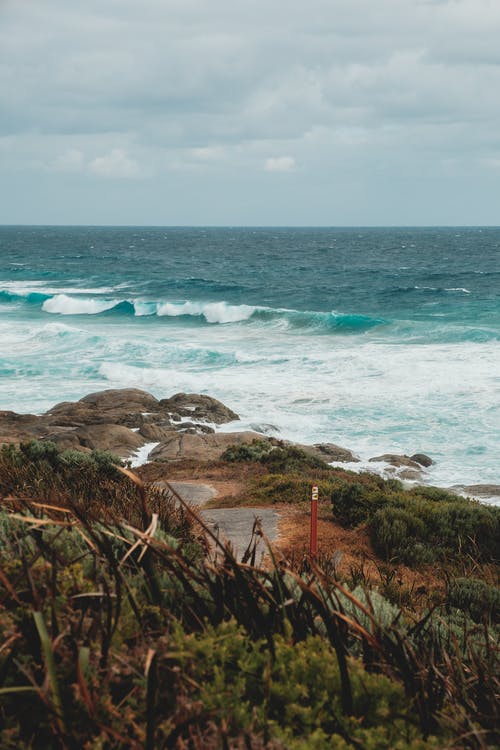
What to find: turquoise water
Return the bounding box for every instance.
[1,226,499,489]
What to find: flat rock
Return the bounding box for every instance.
[158,393,239,425]
[461,484,500,498]
[369,454,422,470]
[150,431,262,463]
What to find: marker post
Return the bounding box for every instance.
[310,484,318,558]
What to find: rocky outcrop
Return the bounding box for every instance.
[45,388,160,428]
[308,443,360,463]
[0,388,436,472]
[149,431,262,463]
[369,454,422,470]
[0,388,242,459]
[0,411,51,442]
[159,393,239,425]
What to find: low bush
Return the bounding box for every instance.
[447,577,500,623]
[370,506,429,564]
[330,470,500,565]
[331,480,388,527]
[250,474,336,505]
[222,439,329,473]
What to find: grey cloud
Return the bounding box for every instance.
[1,0,500,223]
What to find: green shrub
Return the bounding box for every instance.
[448,578,500,623]
[331,481,388,527]
[429,503,499,561]
[369,506,429,563]
[166,620,441,749]
[251,474,335,505]
[222,439,329,473]
[221,439,274,463]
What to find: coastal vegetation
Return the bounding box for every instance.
[0,441,498,749]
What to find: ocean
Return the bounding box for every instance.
[1,226,499,495]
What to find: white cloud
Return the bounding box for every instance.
[265,156,296,172]
[87,148,142,178]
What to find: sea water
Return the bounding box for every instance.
[1,226,499,494]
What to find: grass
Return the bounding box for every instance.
[0,441,498,749]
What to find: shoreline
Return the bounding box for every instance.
[1,385,499,506]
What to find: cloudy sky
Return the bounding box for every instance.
[1,0,500,225]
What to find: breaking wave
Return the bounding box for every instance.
[0,286,386,333]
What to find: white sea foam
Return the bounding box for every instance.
[130,442,160,467]
[157,300,256,323]
[2,295,500,494]
[42,294,120,315]
[445,287,471,293]
[0,281,123,296]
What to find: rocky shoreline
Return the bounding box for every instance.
[1,387,499,497]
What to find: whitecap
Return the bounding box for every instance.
[42,294,120,315]
[156,300,256,324]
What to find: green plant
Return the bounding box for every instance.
[447,577,500,623]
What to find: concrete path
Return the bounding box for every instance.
[154,480,280,560]
[202,507,280,559]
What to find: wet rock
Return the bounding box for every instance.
[150,431,262,463]
[411,453,434,468]
[461,484,500,498]
[398,469,424,481]
[369,454,422,470]
[158,393,239,425]
[176,422,216,434]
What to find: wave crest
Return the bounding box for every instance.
[157,300,256,323]
[1,287,386,334]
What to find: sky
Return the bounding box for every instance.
[1,0,500,226]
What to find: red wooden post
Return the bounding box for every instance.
[310,484,318,558]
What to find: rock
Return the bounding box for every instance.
[37,423,145,458]
[73,424,145,457]
[46,388,160,428]
[461,484,500,498]
[411,453,434,468]
[176,422,215,434]
[310,443,360,463]
[369,454,422,470]
[398,469,423,481]
[150,431,262,463]
[0,411,46,441]
[138,423,176,441]
[248,423,279,435]
[158,393,239,425]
